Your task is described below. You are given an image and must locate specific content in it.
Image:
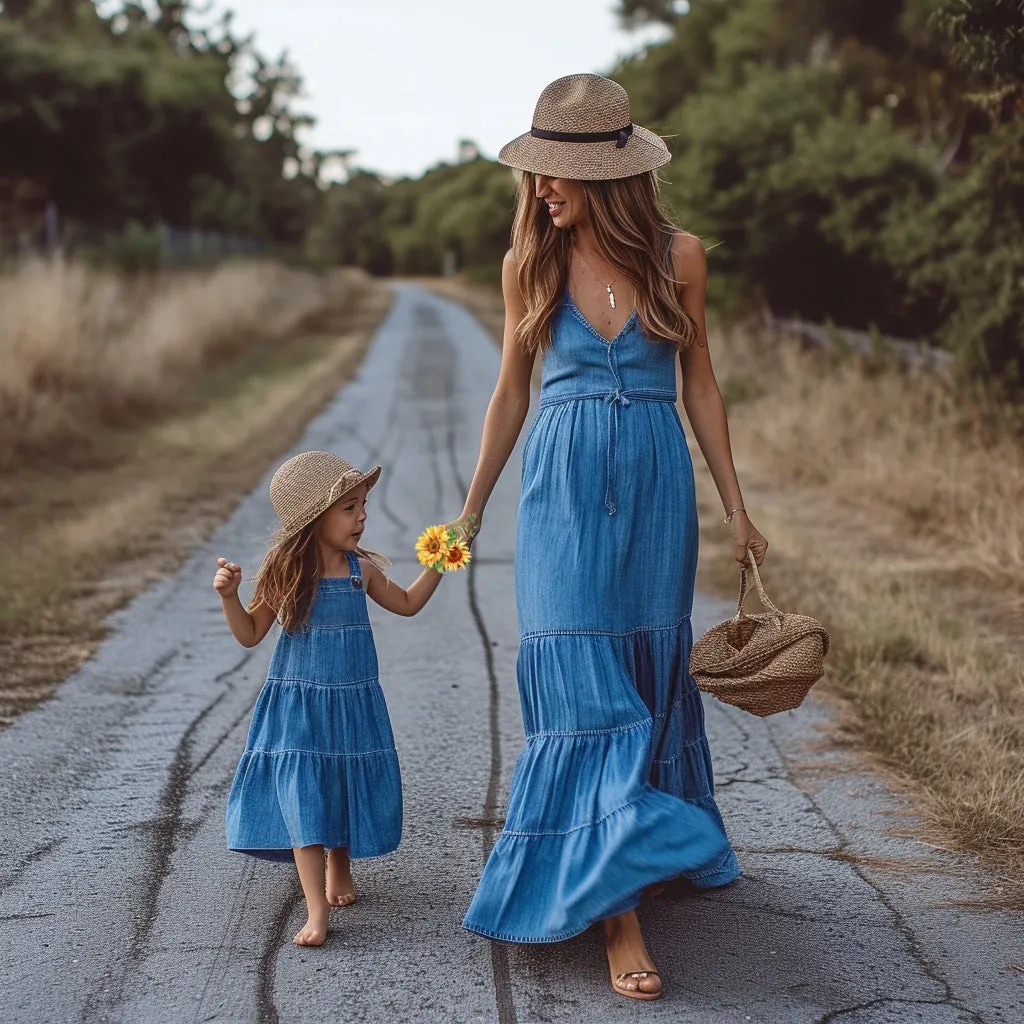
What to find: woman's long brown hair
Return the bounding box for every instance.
[511,171,700,355]
[248,524,320,634]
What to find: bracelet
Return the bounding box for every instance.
[723,506,745,524]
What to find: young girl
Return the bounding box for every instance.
[213,450,445,947]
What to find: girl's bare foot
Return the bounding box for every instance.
[293,844,331,946]
[326,847,356,907]
[294,900,330,946]
[605,910,662,1000]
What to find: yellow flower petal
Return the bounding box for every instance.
[416,525,450,567]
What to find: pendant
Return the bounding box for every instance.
[607,284,616,310]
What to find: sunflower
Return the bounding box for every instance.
[415,525,450,568]
[443,539,472,572]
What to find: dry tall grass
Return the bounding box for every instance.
[0,260,387,724]
[0,259,364,465]
[706,327,1024,897]
[726,335,1024,587]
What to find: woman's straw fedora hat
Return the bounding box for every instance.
[269,450,381,542]
[498,73,670,181]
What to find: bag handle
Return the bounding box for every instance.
[733,549,785,624]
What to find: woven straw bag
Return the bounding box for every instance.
[690,553,830,717]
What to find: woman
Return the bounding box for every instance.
[454,74,768,1001]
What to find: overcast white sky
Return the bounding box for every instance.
[225,1,670,178]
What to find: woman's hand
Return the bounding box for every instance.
[443,513,482,549]
[213,557,243,598]
[730,512,768,567]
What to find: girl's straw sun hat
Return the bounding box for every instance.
[498,73,670,181]
[269,451,381,542]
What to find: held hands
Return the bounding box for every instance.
[729,511,768,567]
[213,557,243,598]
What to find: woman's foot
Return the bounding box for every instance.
[293,900,330,946]
[604,910,662,1000]
[325,847,357,907]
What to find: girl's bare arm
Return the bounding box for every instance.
[213,558,277,647]
[363,561,444,617]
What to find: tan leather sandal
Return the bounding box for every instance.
[612,969,663,1001]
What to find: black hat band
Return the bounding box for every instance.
[530,123,633,149]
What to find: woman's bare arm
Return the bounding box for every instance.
[673,233,767,565]
[673,234,743,514]
[458,249,537,526]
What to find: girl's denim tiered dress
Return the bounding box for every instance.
[463,294,740,942]
[226,551,402,861]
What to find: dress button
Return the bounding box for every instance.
[351,576,362,589]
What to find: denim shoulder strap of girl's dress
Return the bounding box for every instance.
[345,550,364,590]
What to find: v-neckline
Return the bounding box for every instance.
[565,290,637,345]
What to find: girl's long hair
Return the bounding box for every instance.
[511,171,700,356]
[248,524,320,634]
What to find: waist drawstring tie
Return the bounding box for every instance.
[537,388,677,515]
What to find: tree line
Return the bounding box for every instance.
[614,0,1023,388]
[0,0,340,257]
[2,1,1021,390]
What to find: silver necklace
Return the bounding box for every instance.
[575,246,618,310]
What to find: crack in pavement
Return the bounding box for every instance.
[437,307,518,1024]
[0,836,66,896]
[817,996,978,1023]
[762,719,987,1023]
[256,884,301,1024]
[186,652,258,780]
[79,652,252,1022]
[190,857,258,1024]
[106,649,179,699]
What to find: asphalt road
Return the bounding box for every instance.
[1,285,1021,1024]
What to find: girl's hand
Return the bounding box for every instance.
[213,557,243,598]
[730,512,768,567]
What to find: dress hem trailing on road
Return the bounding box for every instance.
[462,615,739,943]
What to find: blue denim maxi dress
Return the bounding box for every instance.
[462,294,740,943]
[226,551,402,861]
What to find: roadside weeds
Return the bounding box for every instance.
[0,267,391,725]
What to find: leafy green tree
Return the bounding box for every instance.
[0,0,333,252]
[316,159,515,282]
[307,171,393,272]
[0,2,238,228]
[884,118,1024,385]
[615,2,730,125]
[662,62,939,329]
[884,0,1024,385]
[606,0,1023,396]
[934,0,1024,89]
